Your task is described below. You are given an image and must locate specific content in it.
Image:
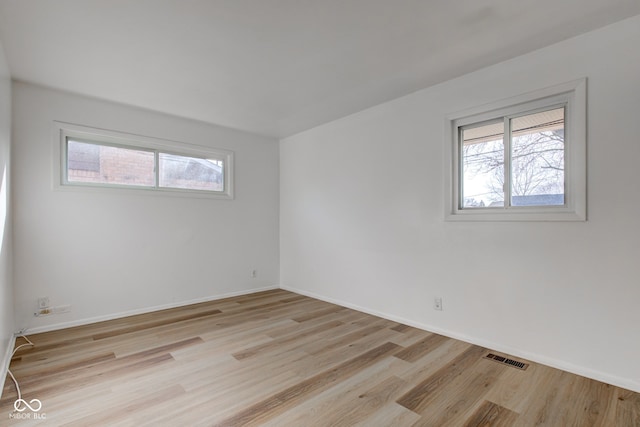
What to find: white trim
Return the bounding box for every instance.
[444,78,587,221]
[0,334,16,399]
[52,121,235,200]
[24,286,278,335]
[280,285,640,394]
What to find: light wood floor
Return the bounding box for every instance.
[1,289,638,426]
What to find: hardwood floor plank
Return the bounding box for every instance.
[259,357,410,427]
[394,332,449,363]
[184,368,304,426]
[397,345,486,414]
[290,325,404,378]
[214,341,401,426]
[461,400,520,427]
[387,325,434,347]
[61,384,185,427]
[11,335,95,360]
[514,370,575,426]
[563,376,616,427]
[304,321,388,356]
[390,323,412,333]
[232,319,344,360]
[92,309,221,340]
[411,359,506,425]
[328,375,408,425]
[396,338,470,382]
[12,352,116,384]
[120,336,203,358]
[353,403,422,426]
[291,305,345,322]
[482,358,533,412]
[615,388,640,426]
[4,337,198,405]
[232,289,286,304]
[1,290,638,426]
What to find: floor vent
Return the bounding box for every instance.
[484,353,529,370]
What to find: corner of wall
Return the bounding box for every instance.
[0,38,15,399]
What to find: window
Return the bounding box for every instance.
[54,123,233,199]
[67,140,156,187]
[445,79,586,221]
[461,107,565,208]
[158,153,224,192]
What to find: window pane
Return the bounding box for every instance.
[159,153,224,192]
[461,121,504,208]
[67,140,155,187]
[511,108,565,206]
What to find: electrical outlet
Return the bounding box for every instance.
[434,297,443,311]
[35,304,72,316]
[251,269,257,278]
[38,297,50,309]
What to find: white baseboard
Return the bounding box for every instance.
[0,334,16,400]
[280,285,640,394]
[25,285,279,335]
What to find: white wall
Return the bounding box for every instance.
[0,40,15,390]
[281,16,640,392]
[12,83,279,332]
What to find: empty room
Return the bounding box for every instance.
[0,1,639,425]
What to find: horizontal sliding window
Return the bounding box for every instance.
[445,79,586,221]
[55,123,234,199]
[159,153,224,192]
[67,139,156,187]
[460,107,565,209]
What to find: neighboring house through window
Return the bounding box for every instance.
[54,122,234,199]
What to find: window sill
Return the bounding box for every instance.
[445,207,586,222]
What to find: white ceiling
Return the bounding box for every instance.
[1,1,639,138]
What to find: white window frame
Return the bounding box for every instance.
[444,79,586,221]
[52,122,234,199]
